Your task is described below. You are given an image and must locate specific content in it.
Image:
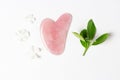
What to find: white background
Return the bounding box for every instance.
[0,0,120,80]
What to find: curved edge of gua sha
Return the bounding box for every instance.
[40,13,72,55]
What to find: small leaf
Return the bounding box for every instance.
[92,33,109,45]
[80,40,90,48]
[87,19,96,40]
[80,29,87,39]
[72,32,85,41]
[80,40,87,48]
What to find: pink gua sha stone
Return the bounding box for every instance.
[41,13,72,55]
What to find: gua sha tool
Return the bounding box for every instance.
[41,13,72,55]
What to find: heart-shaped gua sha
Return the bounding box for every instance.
[41,13,72,55]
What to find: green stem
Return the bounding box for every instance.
[83,47,89,56]
[82,40,91,56]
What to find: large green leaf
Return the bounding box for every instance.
[92,33,109,45]
[87,19,96,40]
[72,32,85,41]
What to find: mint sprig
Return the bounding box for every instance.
[73,19,110,56]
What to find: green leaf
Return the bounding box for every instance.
[80,40,90,48]
[87,19,96,40]
[80,40,87,48]
[92,33,109,45]
[72,32,85,41]
[80,29,87,39]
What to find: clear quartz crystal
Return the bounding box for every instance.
[31,45,42,59]
[15,14,43,59]
[16,29,30,41]
[25,14,36,23]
